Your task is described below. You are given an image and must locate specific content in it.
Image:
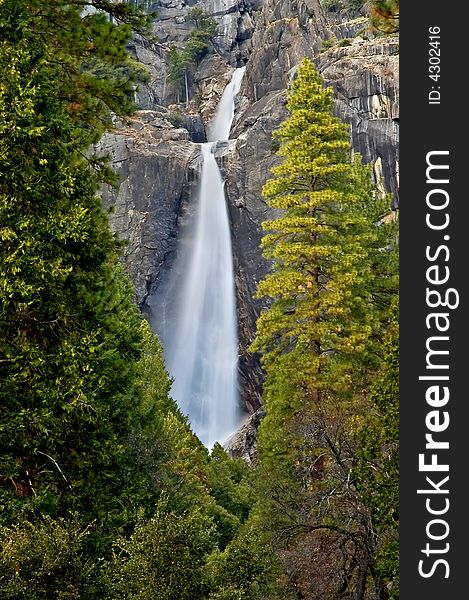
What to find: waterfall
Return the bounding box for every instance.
[159,67,246,449]
[207,67,245,142]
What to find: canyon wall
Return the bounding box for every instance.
[99,0,399,415]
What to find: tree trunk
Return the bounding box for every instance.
[355,553,369,600]
[184,71,189,107]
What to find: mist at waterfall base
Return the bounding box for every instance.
[153,68,246,450]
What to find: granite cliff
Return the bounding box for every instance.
[99,0,399,425]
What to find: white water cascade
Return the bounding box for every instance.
[161,67,246,449]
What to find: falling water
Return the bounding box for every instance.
[207,67,245,141]
[161,67,246,449]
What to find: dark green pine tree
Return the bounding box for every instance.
[25,0,150,149]
[0,0,152,531]
[250,58,398,598]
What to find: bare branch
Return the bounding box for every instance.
[37,451,72,489]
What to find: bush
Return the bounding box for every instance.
[102,497,216,599]
[168,110,186,128]
[0,517,98,599]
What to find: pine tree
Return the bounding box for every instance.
[251,57,396,432]
[250,58,398,598]
[369,1,400,34]
[0,0,150,532]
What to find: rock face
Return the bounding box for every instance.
[224,407,266,463]
[240,0,328,101]
[132,0,264,107]
[102,0,399,418]
[317,36,399,205]
[98,110,200,311]
[194,55,235,123]
[127,37,169,108]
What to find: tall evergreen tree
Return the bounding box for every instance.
[0,0,150,531]
[251,57,396,437]
[250,58,398,598]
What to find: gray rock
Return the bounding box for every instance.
[127,38,169,108]
[241,0,328,102]
[224,407,266,463]
[182,114,207,142]
[239,0,398,199]
[317,36,399,204]
[238,12,255,42]
[194,55,234,123]
[96,113,201,310]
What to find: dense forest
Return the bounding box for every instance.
[0,1,398,598]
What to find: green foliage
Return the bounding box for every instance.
[321,36,338,50]
[206,444,253,548]
[167,8,217,95]
[353,305,399,598]
[251,59,396,413]
[320,1,399,37]
[208,444,251,523]
[0,2,171,548]
[102,496,216,600]
[0,2,141,528]
[168,109,186,128]
[250,58,398,598]
[320,0,365,16]
[186,7,218,57]
[17,1,149,147]
[369,1,400,34]
[167,46,188,85]
[0,516,97,599]
[207,526,283,599]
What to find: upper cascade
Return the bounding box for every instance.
[207,66,246,142]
